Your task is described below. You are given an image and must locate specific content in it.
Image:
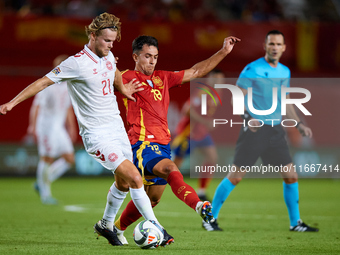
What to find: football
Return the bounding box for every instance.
[133,220,164,249]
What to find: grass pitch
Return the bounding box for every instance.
[0,177,339,254]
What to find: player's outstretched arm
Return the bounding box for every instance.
[181,36,240,84]
[0,76,54,115]
[114,69,144,102]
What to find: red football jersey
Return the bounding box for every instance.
[122,69,185,145]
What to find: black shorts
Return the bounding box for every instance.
[233,125,292,168]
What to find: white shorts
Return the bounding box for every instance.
[37,127,74,158]
[82,130,133,173]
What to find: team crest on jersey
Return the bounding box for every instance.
[146,80,154,88]
[106,61,113,71]
[51,67,61,76]
[108,153,118,162]
[152,76,163,89]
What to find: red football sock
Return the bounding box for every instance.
[115,200,156,231]
[198,177,212,189]
[198,163,213,189]
[167,171,201,210]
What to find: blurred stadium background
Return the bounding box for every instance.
[0,0,340,178]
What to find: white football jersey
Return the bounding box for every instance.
[46,45,120,136]
[33,81,70,131]
[33,81,74,157]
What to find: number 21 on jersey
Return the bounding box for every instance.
[102,79,112,96]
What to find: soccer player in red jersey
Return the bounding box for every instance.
[114,35,240,245]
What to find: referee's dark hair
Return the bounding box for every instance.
[132,35,159,54]
[265,30,285,43]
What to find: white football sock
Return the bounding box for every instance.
[36,160,52,199]
[129,186,163,228]
[102,182,128,230]
[195,201,204,213]
[49,158,71,182]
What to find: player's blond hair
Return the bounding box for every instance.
[85,13,121,41]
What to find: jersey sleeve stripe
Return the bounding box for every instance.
[136,141,150,178]
[121,69,129,75]
[138,108,146,141]
[123,98,128,112]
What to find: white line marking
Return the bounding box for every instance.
[63,204,336,221]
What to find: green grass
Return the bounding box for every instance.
[0,177,339,254]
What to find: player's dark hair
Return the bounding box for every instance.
[132,35,159,54]
[265,30,285,43]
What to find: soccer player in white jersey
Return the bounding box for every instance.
[0,12,166,247]
[27,55,77,205]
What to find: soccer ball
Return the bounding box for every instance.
[133,220,164,249]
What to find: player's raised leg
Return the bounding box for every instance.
[153,158,214,223]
